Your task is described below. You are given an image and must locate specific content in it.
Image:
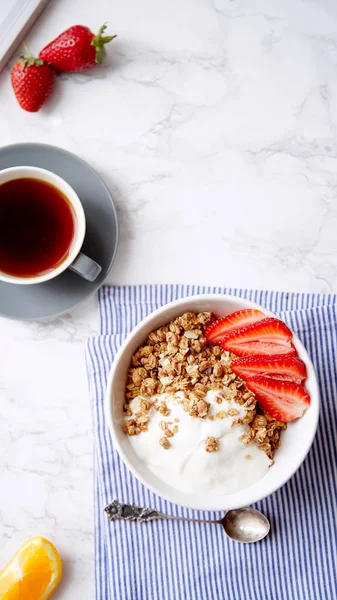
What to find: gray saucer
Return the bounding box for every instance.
[0,143,118,320]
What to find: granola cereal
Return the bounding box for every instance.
[123,311,285,460]
[205,437,218,452]
[159,437,170,449]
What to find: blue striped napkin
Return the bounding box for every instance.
[86,285,337,600]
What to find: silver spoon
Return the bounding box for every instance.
[105,501,270,543]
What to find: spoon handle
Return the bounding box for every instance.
[105,501,220,525]
[105,500,167,522]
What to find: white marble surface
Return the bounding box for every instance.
[1,0,337,596]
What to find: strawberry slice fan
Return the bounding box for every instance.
[205,310,310,423]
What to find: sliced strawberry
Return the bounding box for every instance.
[245,376,310,422]
[205,309,266,344]
[231,354,307,384]
[220,318,295,357]
[224,340,295,356]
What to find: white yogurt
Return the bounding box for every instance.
[127,390,271,495]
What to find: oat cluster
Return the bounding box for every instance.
[124,311,286,458]
[205,436,218,453]
[239,413,286,458]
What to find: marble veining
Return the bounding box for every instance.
[1,0,337,596]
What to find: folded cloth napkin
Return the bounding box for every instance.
[86,285,337,600]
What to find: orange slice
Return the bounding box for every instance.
[0,537,62,600]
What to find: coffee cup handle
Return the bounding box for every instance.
[69,252,102,282]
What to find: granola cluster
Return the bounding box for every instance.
[239,412,286,458]
[124,311,286,459]
[205,436,218,453]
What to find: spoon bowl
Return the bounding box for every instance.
[222,507,270,543]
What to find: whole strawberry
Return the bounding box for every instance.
[39,24,116,73]
[11,54,53,112]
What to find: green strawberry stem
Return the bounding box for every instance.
[20,43,44,69]
[91,23,116,63]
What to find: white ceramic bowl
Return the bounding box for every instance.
[105,294,319,511]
